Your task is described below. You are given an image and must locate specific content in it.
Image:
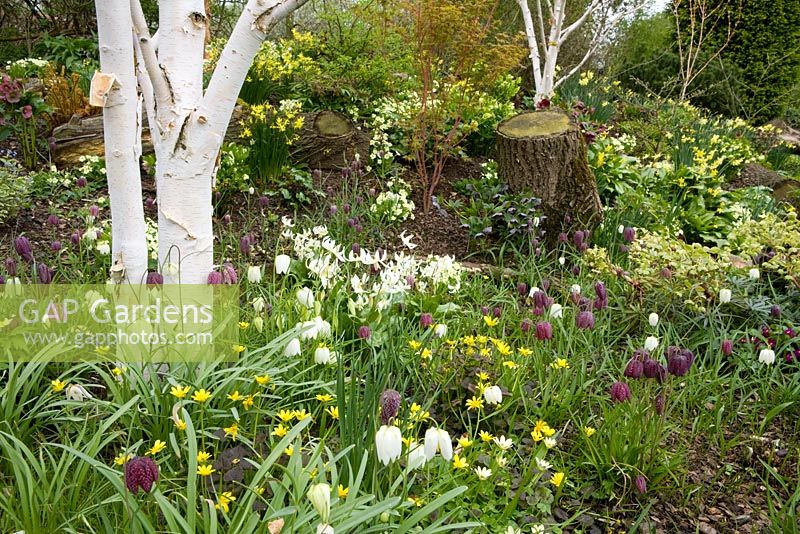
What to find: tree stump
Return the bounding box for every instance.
[495,110,602,237]
[292,110,369,170]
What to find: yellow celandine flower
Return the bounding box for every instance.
[272,424,288,438]
[293,409,310,421]
[476,371,490,382]
[337,484,349,499]
[114,452,132,466]
[483,315,499,327]
[232,344,246,354]
[445,339,457,348]
[197,451,211,463]
[584,426,596,438]
[277,409,294,422]
[197,464,215,477]
[227,391,243,402]
[224,423,239,441]
[94,346,111,356]
[531,430,543,442]
[457,437,473,448]
[171,385,191,399]
[111,366,126,376]
[284,446,294,457]
[51,379,67,392]
[477,335,489,345]
[215,491,236,513]
[466,396,484,410]
[550,358,570,369]
[462,335,476,346]
[242,395,256,410]
[192,389,212,403]
[533,420,552,435]
[479,347,492,358]
[494,340,512,356]
[502,360,518,369]
[174,418,187,431]
[408,340,421,350]
[452,454,469,469]
[316,394,334,403]
[148,440,167,455]
[550,472,565,487]
[255,374,271,385]
[421,348,433,360]
[479,430,493,442]
[326,406,339,420]
[408,496,424,507]
[238,321,249,329]
[518,347,532,357]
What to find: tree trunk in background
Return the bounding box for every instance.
[496,110,602,238]
[95,0,149,283]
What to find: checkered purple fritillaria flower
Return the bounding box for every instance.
[125,456,159,495]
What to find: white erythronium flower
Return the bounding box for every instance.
[433,323,447,338]
[406,442,427,471]
[748,268,760,280]
[247,265,262,283]
[719,288,732,303]
[375,425,402,465]
[493,436,513,450]
[549,303,563,319]
[314,345,335,365]
[424,427,453,461]
[758,349,776,365]
[544,437,557,449]
[283,338,301,357]
[474,466,492,480]
[307,483,331,524]
[296,287,315,308]
[274,254,291,274]
[644,336,659,352]
[483,385,503,405]
[398,230,417,250]
[648,313,659,327]
[65,384,93,401]
[535,457,552,471]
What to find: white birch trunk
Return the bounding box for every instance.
[95,0,148,283]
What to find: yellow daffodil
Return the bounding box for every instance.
[171,385,191,399]
[147,440,167,455]
[191,389,212,403]
[197,464,215,477]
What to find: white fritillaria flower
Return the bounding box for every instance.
[316,524,334,534]
[558,256,566,266]
[505,526,522,534]
[648,313,659,327]
[749,268,760,280]
[493,436,513,450]
[275,254,291,274]
[375,425,402,465]
[719,288,732,304]
[247,265,262,283]
[433,323,448,338]
[759,349,776,365]
[252,296,266,313]
[550,303,564,319]
[283,338,301,357]
[483,385,503,405]
[570,284,581,295]
[406,442,427,470]
[644,336,659,352]
[96,241,110,255]
[65,384,93,402]
[307,483,331,524]
[296,287,315,308]
[424,427,453,461]
[314,345,334,365]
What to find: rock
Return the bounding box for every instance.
[728,162,799,208]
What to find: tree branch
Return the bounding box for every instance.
[130,0,172,114]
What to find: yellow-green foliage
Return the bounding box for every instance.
[726,212,800,286]
[0,168,29,223]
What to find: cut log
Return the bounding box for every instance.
[52,108,243,167]
[292,110,369,170]
[495,110,602,238]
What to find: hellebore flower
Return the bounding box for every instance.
[576,310,595,330]
[275,254,291,274]
[296,287,315,308]
[424,427,453,461]
[375,424,402,465]
[125,456,159,494]
[283,338,301,357]
[14,236,33,262]
[624,358,644,379]
[483,385,503,405]
[610,381,631,403]
[379,389,402,425]
[758,349,775,365]
[719,288,732,304]
[535,321,553,341]
[307,483,331,524]
[247,265,262,283]
[721,339,733,356]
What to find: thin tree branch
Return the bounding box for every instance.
[130,0,172,114]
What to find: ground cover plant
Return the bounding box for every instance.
[0,0,799,532]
